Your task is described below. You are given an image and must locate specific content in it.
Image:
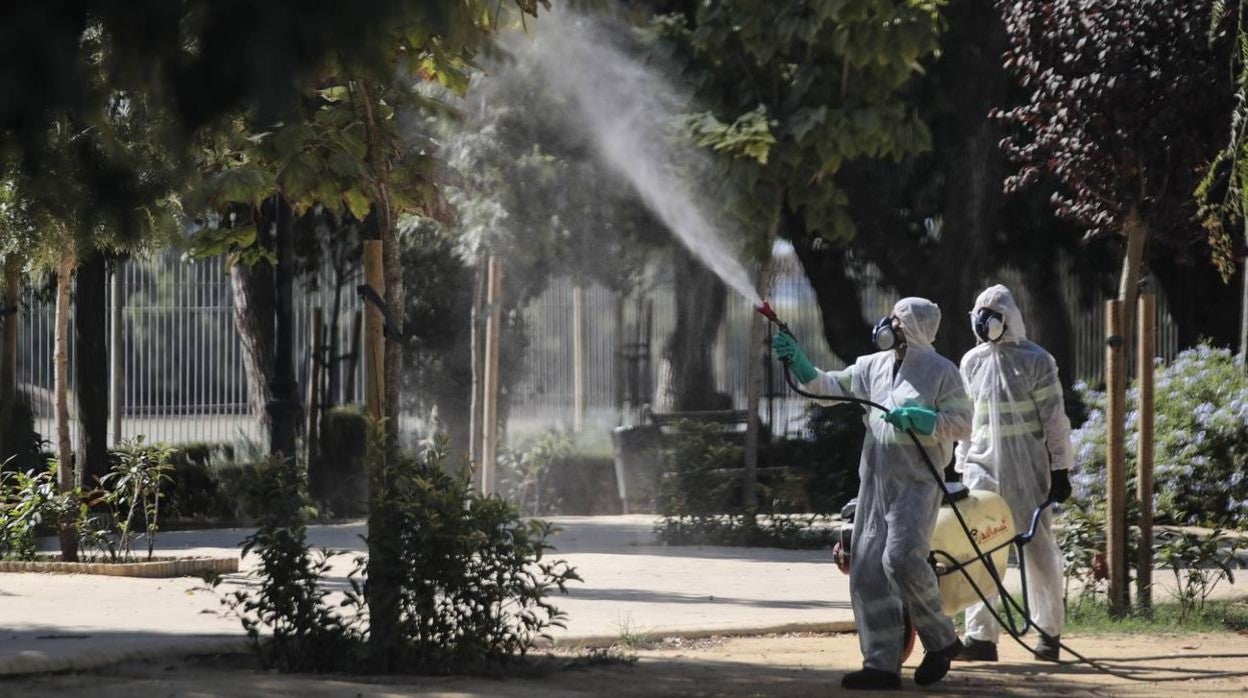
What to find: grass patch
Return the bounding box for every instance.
[1064,598,1248,635]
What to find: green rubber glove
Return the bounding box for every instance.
[771,332,819,383]
[884,405,938,436]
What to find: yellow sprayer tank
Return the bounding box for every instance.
[931,489,1015,616]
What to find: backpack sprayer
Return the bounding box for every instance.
[753,300,1248,682]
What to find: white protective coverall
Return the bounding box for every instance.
[956,284,1072,643]
[804,297,971,673]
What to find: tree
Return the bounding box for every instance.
[1198,0,1248,365]
[995,0,1237,349]
[642,0,945,360]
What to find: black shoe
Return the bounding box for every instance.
[1034,634,1060,661]
[955,637,999,662]
[841,667,903,690]
[914,640,961,686]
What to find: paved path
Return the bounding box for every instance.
[0,515,1243,676]
[0,516,856,675]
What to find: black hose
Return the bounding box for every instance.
[779,362,1248,682]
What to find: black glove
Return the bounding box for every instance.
[1048,469,1072,504]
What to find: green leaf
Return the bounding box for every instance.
[343,188,372,221]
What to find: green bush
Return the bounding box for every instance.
[0,463,77,560]
[498,428,573,516]
[361,433,581,668]
[1070,344,1248,527]
[657,421,746,517]
[223,430,580,673]
[222,454,355,672]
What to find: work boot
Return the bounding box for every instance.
[1034,634,1061,661]
[955,637,999,662]
[840,667,902,691]
[914,639,961,686]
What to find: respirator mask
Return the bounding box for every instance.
[872,315,905,351]
[971,307,1006,343]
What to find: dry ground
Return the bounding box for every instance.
[4,631,1248,697]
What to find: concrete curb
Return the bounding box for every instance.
[0,557,239,578]
[0,637,250,677]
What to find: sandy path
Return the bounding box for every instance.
[5,631,1248,697]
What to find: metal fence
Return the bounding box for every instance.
[18,252,363,448]
[14,247,1181,448]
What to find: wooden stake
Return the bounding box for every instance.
[481,256,503,495]
[1105,299,1129,616]
[573,283,586,433]
[363,241,385,421]
[1136,292,1156,610]
[307,308,323,462]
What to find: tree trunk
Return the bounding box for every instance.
[1118,208,1148,351]
[788,219,874,364]
[230,230,276,437]
[268,195,300,458]
[74,251,109,486]
[659,246,728,412]
[0,254,19,463]
[55,246,78,561]
[357,76,401,672]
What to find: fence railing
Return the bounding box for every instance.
[18,252,363,448]
[13,247,1180,448]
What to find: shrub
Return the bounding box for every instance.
[0,463,76,560]
[1070,344,1248,527]
[498,428,573,516]
[223,429,580,674]
[358,432,581,668]
[657,421,745,517]
[222,454,355,672]
[97,437,174,561]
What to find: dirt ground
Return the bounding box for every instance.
[5,631,1248,697]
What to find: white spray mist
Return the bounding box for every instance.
[510,10,762,305]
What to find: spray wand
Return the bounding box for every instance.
[754,300,791,336]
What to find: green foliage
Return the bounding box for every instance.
[655,513,838,549]
[97,436,174,561]
[499,428,574,516]
[1196,0,1248,279]
[354,433,581,668]
[682,105,777,165]
[0,463,76,560]
[224,431,580,673]
[1065,599,1248,634]
[1156,529,1245,622]
[646,0,945,241]
[1057,505,1109,613]
[657,421,745,517]
[222,454,355,672]
[1069,344,1248,527]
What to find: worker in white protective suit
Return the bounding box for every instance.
[955,284,1072,662]
[773,297,971,690]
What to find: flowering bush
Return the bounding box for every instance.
[1069,344,1248,527]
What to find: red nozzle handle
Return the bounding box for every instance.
[755,300,791,334]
